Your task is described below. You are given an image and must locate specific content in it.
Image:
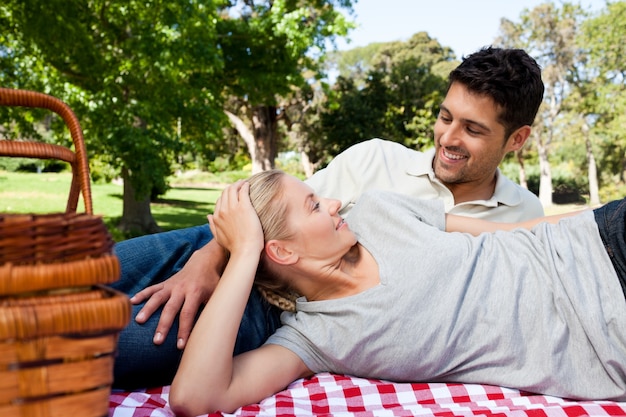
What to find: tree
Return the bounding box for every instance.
[497,2,588,207]
[317,33,453,162]
[328,32,457,84]
[2,0,227,234]
[218,0,355,174]
[1,0,355,234]
[578,1,626,201]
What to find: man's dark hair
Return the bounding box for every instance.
[448,46,544,138]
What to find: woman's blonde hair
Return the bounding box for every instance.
[247,170,299,311]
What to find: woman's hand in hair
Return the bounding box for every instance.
[208,180,265,257]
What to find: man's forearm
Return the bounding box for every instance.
[196,238,229,277]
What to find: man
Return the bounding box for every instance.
[111,46,545,388]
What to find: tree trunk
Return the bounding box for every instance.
[583,123,600,206]
[301,150,316,178]
[225,110,256,162]
[537,143,553,207]
[251,105,277,174]
[516,149,528,189]
[119,166,161,235]
[226,106,278,174]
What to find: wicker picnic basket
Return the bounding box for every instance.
[0,88,131,417]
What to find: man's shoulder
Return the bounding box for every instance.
[342,138,430,165]
[496,173,541,201]
[345,138,416,154]
[492,173,544,219]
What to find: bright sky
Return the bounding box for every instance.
[335,0,607,58]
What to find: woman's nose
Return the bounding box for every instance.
[325,198,341,214]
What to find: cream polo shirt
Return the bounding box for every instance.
[304,138,544,222]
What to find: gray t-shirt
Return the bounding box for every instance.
[266,190,626,401]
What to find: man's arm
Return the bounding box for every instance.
[445,209,588,236]
[131,236,227,348]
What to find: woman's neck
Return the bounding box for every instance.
[299,243,379,302]
[342,243,362,265]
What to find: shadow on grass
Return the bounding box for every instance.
[104,187,221,239]
[153,197,213,207]
[165,186,225,192]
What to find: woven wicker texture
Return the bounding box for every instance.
[0,213,113,264]
[0,88,130,416]
[0,211,120,295]
[0,89,121,294]
[0,286,131,339]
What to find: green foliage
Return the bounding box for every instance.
[0,157,24,172]
[89,155,119,184]
[328,32,457,84]
[275,151,306,178]
[320,73,389,154]
[0,0,356,232]
[318,35,451,159]
[2,0,227,202]
[205,151,251,173]
[578,1,626,183]
[599,180,626,203]
[219,0,354,105]
[0,156,69,173]
[327,42,386,85]
[501,161,587,203]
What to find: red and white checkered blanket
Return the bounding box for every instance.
[108,373,626,417]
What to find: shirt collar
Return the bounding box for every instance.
[406,147,522,207]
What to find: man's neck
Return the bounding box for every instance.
[447,174,497,204]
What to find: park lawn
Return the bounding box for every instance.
[0,171,224,240]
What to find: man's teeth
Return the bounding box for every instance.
[444,150,466,160]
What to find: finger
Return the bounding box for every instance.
[130,283,163,305]
[152,294,184,345]
[223,183,236,207]
[225,180,245,204]
[213,196,221,215]
[237,181,250,203]
[135,287,169,324]
[176,298,203,349]
[207,214,216,237]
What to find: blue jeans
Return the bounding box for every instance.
[109,225,282,389]
[594,199,626,297]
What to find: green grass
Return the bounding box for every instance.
[0,171,229,240]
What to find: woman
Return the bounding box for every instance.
[170,170,626,416]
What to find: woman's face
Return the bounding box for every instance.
[281,175,357,261]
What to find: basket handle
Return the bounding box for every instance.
[0,88,92,214]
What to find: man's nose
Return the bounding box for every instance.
[438,123,461,147]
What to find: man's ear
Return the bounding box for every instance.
[506,125,532,152]
[265,240,298,265]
